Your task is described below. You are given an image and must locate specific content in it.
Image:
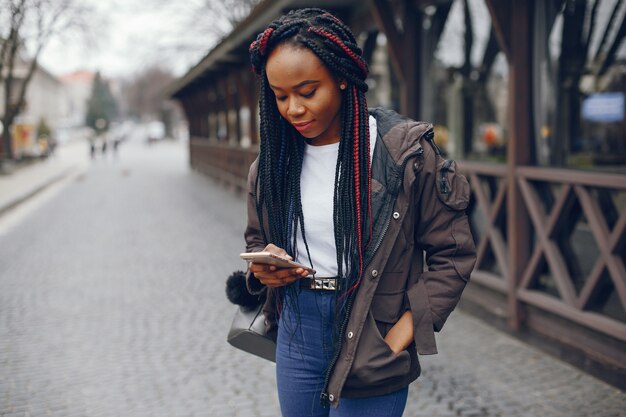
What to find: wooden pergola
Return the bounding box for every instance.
[169,0,626,388]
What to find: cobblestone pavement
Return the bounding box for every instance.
[0,136,625,417]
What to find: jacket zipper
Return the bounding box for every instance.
[369,147,424,259]
[440,159,453,194]
[319,129,431,406]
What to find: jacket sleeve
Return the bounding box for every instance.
[244,158,267,295]
[412,148,476,332]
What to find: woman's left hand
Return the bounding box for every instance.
[384,311,414,355]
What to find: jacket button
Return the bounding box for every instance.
[347,331,354,339]
[371,270,378,278]
[393,211,400,219]
[329,394,335,402]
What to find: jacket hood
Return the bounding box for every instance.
[369,107,433,164]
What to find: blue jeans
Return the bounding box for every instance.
[276,289,408,417]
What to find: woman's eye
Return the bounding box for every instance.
[301,90,316,98]
[276,96,287,102]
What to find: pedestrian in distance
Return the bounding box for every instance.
[243,8,476,417]
[88,129,97,159]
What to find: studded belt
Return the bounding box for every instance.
[300,276,338,291]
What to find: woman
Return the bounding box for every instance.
[244,8,476,417]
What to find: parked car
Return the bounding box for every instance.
[146,121,166,144]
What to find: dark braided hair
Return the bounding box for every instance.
[249,8,372,334]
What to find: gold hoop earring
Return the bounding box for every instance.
[340,83,346,90]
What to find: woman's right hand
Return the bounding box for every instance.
[248,244,309,288]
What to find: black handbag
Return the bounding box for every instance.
[227,304,276,362]
[225,270,276,362]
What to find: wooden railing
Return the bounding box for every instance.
[461,162,510,293]
[189,138,258,190]
[461,161,626,344]
[515,166,626,342]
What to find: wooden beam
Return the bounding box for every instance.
[236,68,260,145]
[202,86,213,138]
[402,1,422,118]
[369,0,405,83]
[485,0,512,59]
[516,166,626,189]
[219,77,232,142]
[575,186,626,309]
[519,289,626,342]
[506,0,533,330]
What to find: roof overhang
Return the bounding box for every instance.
[166,0,362,100]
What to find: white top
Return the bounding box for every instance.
[295,115,377,276]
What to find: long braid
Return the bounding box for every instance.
[249,7,372,344]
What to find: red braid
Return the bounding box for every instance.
[363,102,372,247]
[308,27,368,77]
[341,86,364,300]
[259,27,274,55]
[322,12,343,25]
[352,85,362,271]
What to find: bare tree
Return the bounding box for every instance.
[189,0,262,37]
[122,65,177,119]
[0,0,93,162]
[128,0,261,79]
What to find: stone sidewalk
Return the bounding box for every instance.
[406,312,626,417]
[0,139,90,217]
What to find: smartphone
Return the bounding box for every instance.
[240,251,316,274]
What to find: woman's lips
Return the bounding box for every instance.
[292,120,314,133]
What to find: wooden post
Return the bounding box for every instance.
[200,86,210,138]
[506,0,533,331]
[210,84,219,141]
[235,70,247,146]
[232,74,242,145]
[402,1,422,119]
[369,0,422,119]
[250,73,259,145]
[369,0,405,85]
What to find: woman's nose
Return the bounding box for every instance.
[286,98,305,117]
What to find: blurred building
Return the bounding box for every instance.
[59,70,96,128]
[169,0,626,388]
[0,56,69,157]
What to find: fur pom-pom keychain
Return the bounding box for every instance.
[225,270,264,309]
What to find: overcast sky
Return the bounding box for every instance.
[37,0,492,80]
[38,0,223,79]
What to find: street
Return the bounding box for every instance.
[0,134,625,417]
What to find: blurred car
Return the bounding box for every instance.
[146,121,166,144]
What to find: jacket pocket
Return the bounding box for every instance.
[344,311,411,389]
[436,159,470,211]
[370,289,404,323]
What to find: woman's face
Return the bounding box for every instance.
[265,43,342,146]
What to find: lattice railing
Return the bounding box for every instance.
[516,167,626,341]
[460,162,509,293]
[460,162,626,341]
